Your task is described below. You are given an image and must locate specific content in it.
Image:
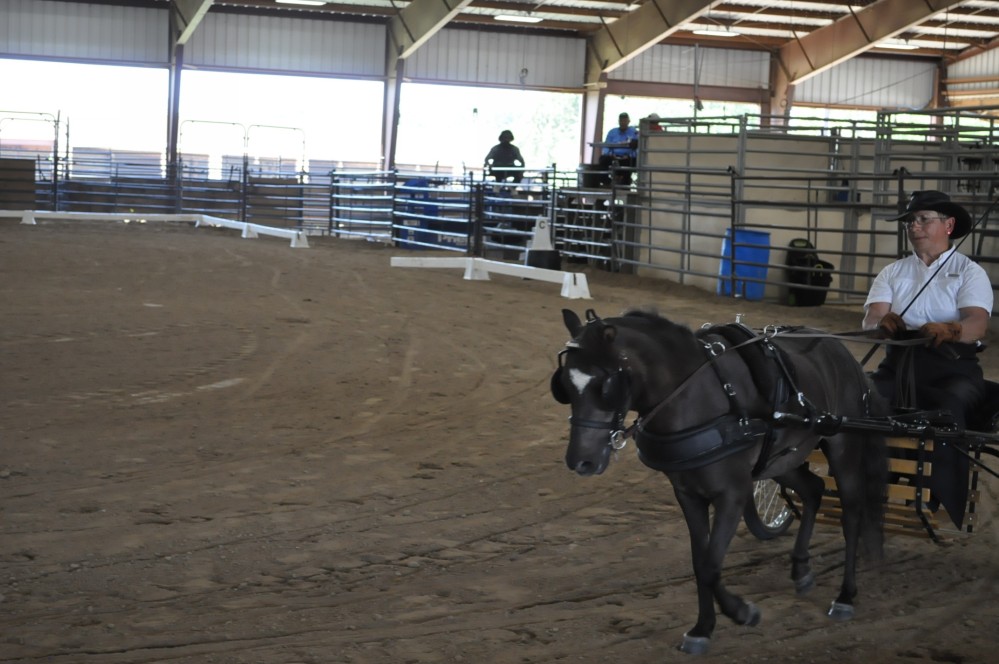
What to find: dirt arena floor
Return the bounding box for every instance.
[2,219,998,664]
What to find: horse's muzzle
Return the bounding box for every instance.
[564,418,616,476]
[565,446,610,476]
[568,458,606,476]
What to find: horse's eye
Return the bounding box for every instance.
[600,373,625,409]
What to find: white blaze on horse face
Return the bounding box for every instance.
[568,368,597,398]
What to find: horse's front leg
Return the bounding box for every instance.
[707,489,761,627]
[673,487,758,655]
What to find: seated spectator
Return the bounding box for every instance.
[484,130,525,183]
[597,112,638,186]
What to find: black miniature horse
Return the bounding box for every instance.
[550,309,888,654]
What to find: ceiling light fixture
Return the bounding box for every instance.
[879,40,919,50]
[275,0,329,7]
[691,24,740,38]
[495,14,543,24]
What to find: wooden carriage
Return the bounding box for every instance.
[809,436,984,542]
[749,385,999,543]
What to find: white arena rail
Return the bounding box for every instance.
[2,210,309,249]
[390,256,591,299]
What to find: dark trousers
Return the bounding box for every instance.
[490,169,523,184]
[870,344,984,527]
[596,154,634,186]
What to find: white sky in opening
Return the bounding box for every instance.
[0,60,168,151]
[2,58,814,174]
[0,59,585,172]
[396,83,583,174]
[178,70,383,164]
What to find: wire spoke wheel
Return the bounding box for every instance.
[744,479,795,540]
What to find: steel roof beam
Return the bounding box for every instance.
[776,0,966,85]
[772,0,966,117]
[584,0,714,86]
[387,0,473,61]
[171,0,214,45]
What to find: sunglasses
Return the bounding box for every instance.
[903,214,947,228]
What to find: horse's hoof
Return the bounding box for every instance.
[827,601,855,621]
[741,602,762,627]
[794,571,816,594]
[678,633,711,655]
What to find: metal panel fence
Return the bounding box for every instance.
[3,109,998,310]
[391,175,474,252]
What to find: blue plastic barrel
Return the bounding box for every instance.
[401,178,439,246]
[717,229,771,300]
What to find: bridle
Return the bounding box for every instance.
[552,343,632,450]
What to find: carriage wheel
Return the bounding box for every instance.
[744,479,795,540]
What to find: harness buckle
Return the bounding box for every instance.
[707,340,726,357]
[610,430,629,450]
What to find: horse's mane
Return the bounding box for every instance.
[616,307,696,347]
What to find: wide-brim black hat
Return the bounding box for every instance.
[890,190,972,239]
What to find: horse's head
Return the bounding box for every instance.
[551,309,633,476]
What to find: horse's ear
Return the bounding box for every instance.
[562,309,582,336]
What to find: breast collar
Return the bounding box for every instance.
[634,323,803,475]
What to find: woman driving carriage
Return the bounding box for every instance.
[862,190,993,528]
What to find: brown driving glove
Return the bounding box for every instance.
[919,321,962,347]
[877,312,906,338]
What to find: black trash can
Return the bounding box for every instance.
[526,249,560,270]
[785,238,834,306]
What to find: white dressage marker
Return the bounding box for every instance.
[390,256,591,299]
[195,214,309,248]
[6,210,309,249]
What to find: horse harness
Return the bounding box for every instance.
[637,323,818,474]
[555,321,817,476]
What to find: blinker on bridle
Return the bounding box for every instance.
[551,344,632,451]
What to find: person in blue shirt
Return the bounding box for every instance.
[597,112,639,186]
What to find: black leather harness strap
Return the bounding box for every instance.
[634,324,799,475]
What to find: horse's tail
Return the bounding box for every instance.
[859,431,889,560]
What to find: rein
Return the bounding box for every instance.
[761,327,929,349]
[629,328,770,436]
[612,324,803,453]
[561,321,929,467]
[625,323,913,434]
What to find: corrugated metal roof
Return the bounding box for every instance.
[198,0,999,58]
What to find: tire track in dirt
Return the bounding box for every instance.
[7,224,999,664]
[2,322,259,409]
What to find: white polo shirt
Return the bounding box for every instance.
[865,247,993,327]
